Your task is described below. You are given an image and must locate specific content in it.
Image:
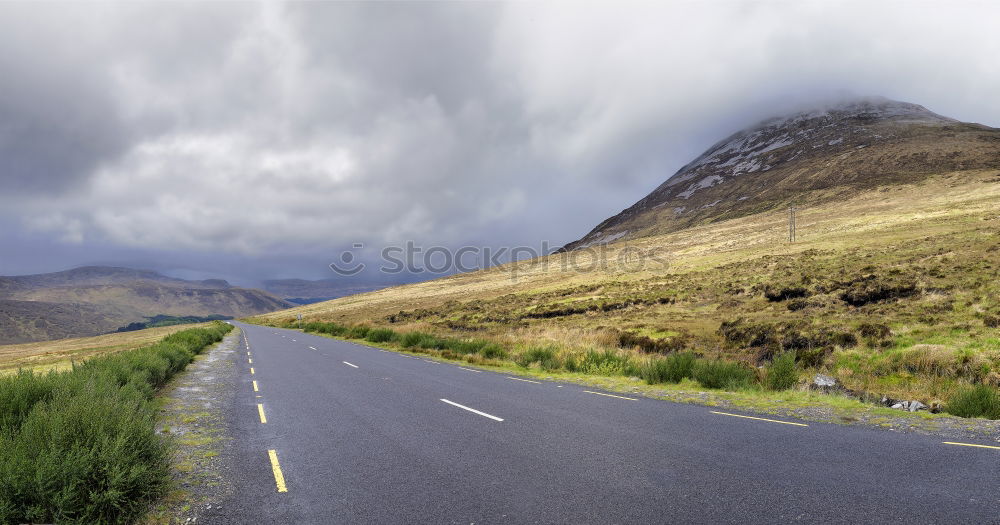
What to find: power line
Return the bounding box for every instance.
[789,206,796,243]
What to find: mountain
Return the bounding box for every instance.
[0,266,293,344]
[261,279,392,304]
[563,96,1000,250]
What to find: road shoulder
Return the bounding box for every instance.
[143,328,241,524]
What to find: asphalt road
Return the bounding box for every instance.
[218,322,999,524]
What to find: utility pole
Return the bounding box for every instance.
[789,206,796,243]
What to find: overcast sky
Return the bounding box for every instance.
[2,1,999,285]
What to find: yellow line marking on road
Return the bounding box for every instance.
[257,404,267,423]
[248,358,253,364]
[268,450,288,492]
[583,390,638,401]
[506,376,541,384]
[247,351,251,356]
[943,441,1000,450]
[253,380,259,392]
[457,367,481,373]
[710,411,808,427]
[250,367,255,375]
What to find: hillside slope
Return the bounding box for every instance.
[0,266,292,343]
[255,172,1000,403]
[563,96,1000,250]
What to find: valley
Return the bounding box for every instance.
[0,266,292,344]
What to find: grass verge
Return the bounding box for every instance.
[259,319,1000,426]
[0,321,232,524]
[274,320,792,391]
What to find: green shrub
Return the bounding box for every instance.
[945,384,1000,419]
[302,321,349,335]
[764,352,798,391]
[641,352,697,384]
[693,360,756,390]
[302,322,326,333]
[0,322,231,524]
[365,328,398,343]
[0,381,167,524]
[345,325,371,339]
[0,371,56,433]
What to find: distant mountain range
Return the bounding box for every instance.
[261,279,391,304]
[563,96,1000,250]
[0,266,293,344]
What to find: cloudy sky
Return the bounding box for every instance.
[2,1,999,285]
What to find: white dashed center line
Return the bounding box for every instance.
[440,399,504,422]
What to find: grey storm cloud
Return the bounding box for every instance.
[1,1,999,281]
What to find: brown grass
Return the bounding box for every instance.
[0,323,215,375]
[252,170,1000,401]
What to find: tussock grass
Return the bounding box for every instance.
[365,328,398,343]
[479,343,508,360]
[641,352,697,384]
[399,331,427,348]
[567,348,641,376]
[345,325,371,339]
[945,384,1000,419]
[693,360,756,390]
[0,322,232,524]
[515,346,561,370]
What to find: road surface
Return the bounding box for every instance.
[216,322,998,524]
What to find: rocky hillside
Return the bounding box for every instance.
[563,96,1000,250]
[0,266,293,344]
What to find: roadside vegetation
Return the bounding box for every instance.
[251,172,1000,421]
[115,314,232,333]
[263,320,819,396]
[0,322,219,376]
[0,322,232,524]
[259,317,1000,420]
